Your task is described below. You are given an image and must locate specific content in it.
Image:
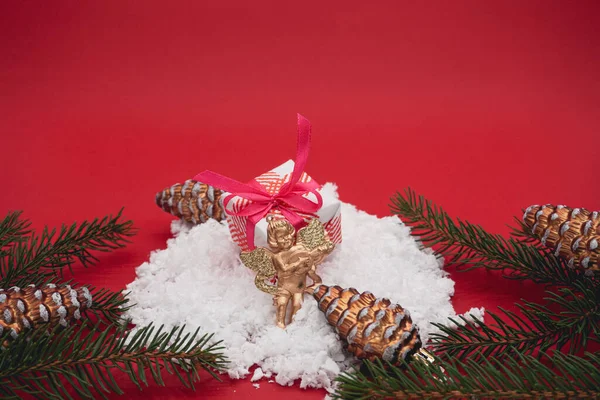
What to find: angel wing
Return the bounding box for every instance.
[240,247,278,295]
[297,219,333,251]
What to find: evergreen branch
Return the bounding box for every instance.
[0,211,31,255]
[391,189,599,362]
[0,209,135,287]
[87,286,131,325]
[0,323,227,399]
[333,351,600,399]
[431,281,600,361]
[390,188,586,286]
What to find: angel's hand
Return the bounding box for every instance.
[288,256,310,272]
[309,242,333,258]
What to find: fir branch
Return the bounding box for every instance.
[431,281,600,361]
[333,351,600,399]
[391,189,599,362]
[0,211,31,255]
[0,209,135,287]
[390,188,587,286]
[0,323,227,399]
[87,286,131,325]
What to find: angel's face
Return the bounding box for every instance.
[274,228,294,250]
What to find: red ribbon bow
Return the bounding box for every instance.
[193,114,323,249]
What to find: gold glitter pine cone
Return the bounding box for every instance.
[523,204,599,273]
[311,284,422,365]
[0,284,92,339]
[156,180,227,224]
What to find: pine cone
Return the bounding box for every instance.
[155,180,227,224]
[523,205,599,274]
[311,284,423,365]
[0,284,92,339]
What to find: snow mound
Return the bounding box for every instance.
[125,183,483,390]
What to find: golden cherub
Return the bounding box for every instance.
[240,217,335,328]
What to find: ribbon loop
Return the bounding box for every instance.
[193,113,322,249]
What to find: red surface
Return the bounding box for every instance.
[1,1,599,399]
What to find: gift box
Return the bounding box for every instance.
[224,159,342,251]
[193,114,342,251]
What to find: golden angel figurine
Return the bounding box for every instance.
[240,217,335,328]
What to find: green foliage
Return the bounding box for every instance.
[0,210,226,399]
[334,351,600,399]
[363,188,600,398]
[0,323,227,399]
[390,188,593,287]
[0,209,135,287]
[0,211,31,256]
[431,280,600,361]
[389,188,599,358]
[0,210,134,325]
[88,285,132,325]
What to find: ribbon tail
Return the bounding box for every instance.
[279,113,311,196]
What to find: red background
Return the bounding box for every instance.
[1,1,599,399]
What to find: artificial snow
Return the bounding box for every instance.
[251,368,264,382]
[455,307,486,327]
[125,183,483,391]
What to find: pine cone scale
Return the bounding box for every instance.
[524,205,600,273]
[311,284,422,365]
[156,180,226,224]
[0,285,92,339]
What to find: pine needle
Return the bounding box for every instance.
[431,281,600,360]
[333,351,600,399]
[0,211,32,255]
[390,188,595,287]
[0,209,135,287]
[87,285,132,325]
[390,189,599,360]
[0,323,227,399]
